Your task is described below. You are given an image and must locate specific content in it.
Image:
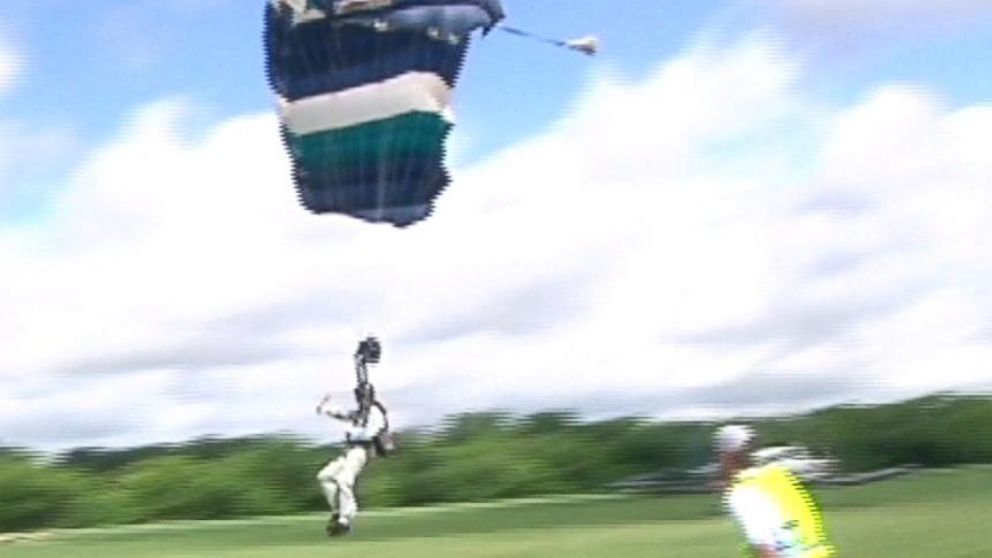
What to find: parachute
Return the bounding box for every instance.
[264,0,506,227]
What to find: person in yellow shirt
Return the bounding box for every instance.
[715,425,836,558]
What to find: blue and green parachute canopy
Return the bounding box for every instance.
[265,0,505,227]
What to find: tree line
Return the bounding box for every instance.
[1,393,990,532]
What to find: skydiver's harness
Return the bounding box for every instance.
[343,400,394,456]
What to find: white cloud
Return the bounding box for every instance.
[0,35,23,96]
[2,36,991,451]
[0,35,27,218]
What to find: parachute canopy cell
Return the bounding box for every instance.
[265,0,505,227]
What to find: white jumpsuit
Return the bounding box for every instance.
[317,405,387,526]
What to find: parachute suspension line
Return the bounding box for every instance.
[496,25,599,56]
[355,338,381,379]
[353,336,381,427]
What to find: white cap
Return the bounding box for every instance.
[715,424,755,454]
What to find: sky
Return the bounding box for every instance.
[0,1,991,452]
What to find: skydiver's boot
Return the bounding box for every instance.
[328,519,351,537]
[325,513,341,536]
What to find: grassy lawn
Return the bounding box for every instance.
[3,467,990,558]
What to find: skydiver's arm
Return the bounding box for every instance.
[316,395,356,421]
[322,408,354,421]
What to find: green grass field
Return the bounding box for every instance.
[4,467,991,558]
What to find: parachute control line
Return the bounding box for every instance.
[496,26,600,56]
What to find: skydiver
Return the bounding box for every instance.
[715,425,836,558]
[315,381,391,536]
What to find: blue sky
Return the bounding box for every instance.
[2,1,989,131]
[1,1,991,451]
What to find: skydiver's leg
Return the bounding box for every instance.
[333,447,369,526]
[317,455,346,513]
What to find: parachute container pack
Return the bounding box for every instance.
[264,0,506,227]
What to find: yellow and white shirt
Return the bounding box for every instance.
[725,464,835,557]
